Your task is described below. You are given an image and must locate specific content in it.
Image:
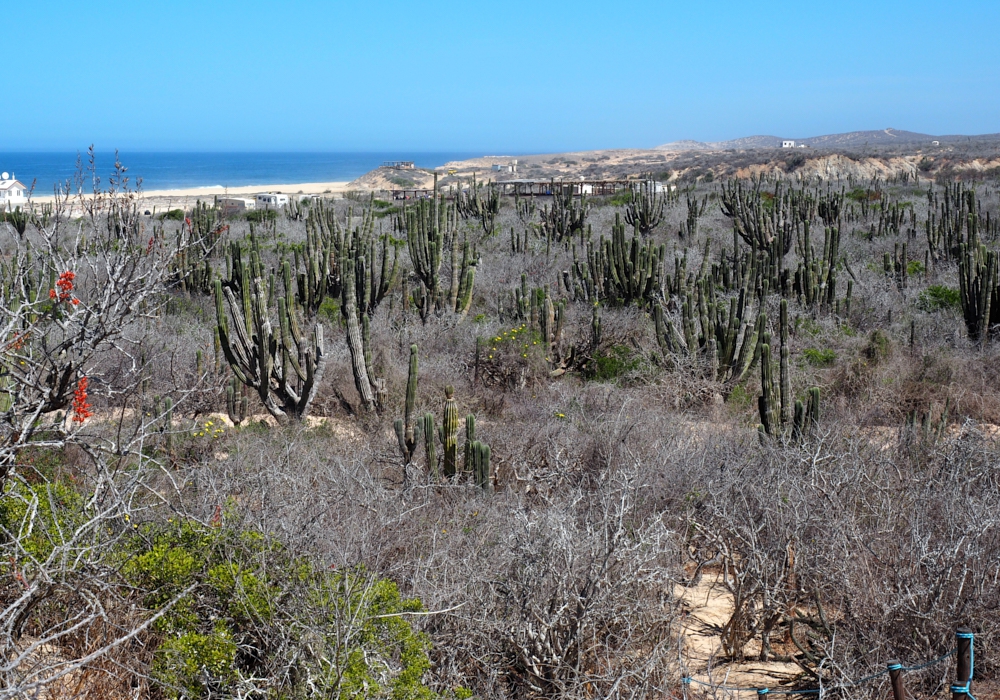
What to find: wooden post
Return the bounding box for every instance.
[952,627,973,700]
[887,661,906,700]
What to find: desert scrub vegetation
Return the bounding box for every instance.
[3,151,1000,698]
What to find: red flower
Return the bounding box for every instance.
[72,376,93,423]
[55,271,76,302]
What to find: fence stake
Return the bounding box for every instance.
[887,660,906,700]
[951,626,973,700]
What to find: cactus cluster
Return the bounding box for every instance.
[623,181,665,235]
[958,240,999,343]
[654,277,761,384]
[294,199,398,317]
[402,175,476,320]
[566,213,665,307]
[214,237,326,422]
[394,346,491,490]
[456,175,501,235]
[757,300,820,440]
[539,187,588,244]
[793,223,841,308]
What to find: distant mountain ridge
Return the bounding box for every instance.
[656,128,1000,151]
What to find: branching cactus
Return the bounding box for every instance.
[341,255,384,413]
[624,180,666,235]
[958,241,999,343]
[441,386,459,478]
[395,344,423,466]
[226,376,249,426]
[296,198,397,317]
[215,239,326,423]
[539,187,588,243]
[514,191,536,225]
[653,277,760,384]
[404,174,446,319]
[569,213,665,307]
[456,174,501,235]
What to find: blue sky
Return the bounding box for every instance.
[7,0,999,152]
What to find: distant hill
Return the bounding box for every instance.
[656,128,1000,151]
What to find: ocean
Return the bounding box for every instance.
[0,152,481,194]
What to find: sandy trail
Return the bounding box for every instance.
[674,573,803,696]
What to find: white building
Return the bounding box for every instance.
[218,197,256,216]
[0,173,28,208]
[781,140,796,148]
[255,193,289,210]
[491,159,518,173]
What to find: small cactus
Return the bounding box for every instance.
[441,386,459,478]
[423,413,437,480]
[226,377,249,425]
[463,414,475,476]
[471,440,492,493]
[394,344,422,466]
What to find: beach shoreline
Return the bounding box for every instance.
[29,180,353,208]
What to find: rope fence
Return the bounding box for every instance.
[681,627,976,699]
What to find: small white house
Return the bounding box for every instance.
[255,193,289,210]
[781,140,796,148]
[0,173,28,208]
[491,160,518,173]
[218,197,256,216]
[931,140,940,146]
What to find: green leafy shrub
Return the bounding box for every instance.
[161,209,185,221]
[907,260,925,276]
[121,516,438,699]
[918,285,960,311]
[318,297,341,327]
[245,209,278,223]
[0,478,86,564]
[803,347,837,367]
[585,345,642,383]
[846,187,881,202]
[865,329,892,364]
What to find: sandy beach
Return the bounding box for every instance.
[29,180,352,212]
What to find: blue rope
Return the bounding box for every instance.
[680,644,957,696]
[951,632,976,700]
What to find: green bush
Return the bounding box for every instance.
[865,329,892,364]
[907,260,925,276]
[608,191,632,206]
[846,187,881,202]
[0,478,85,564]
[803,347,837,367]
[160,209,185,221]
[121,516,439,699]
[585,345,642,383]
[918,284,960,311]
[245,209,278,223]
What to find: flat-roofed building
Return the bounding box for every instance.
[218,197,256,216]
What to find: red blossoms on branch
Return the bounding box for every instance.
[72,376,93,423]
[49,271,80,305]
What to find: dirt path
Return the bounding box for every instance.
[674,574,802,696]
